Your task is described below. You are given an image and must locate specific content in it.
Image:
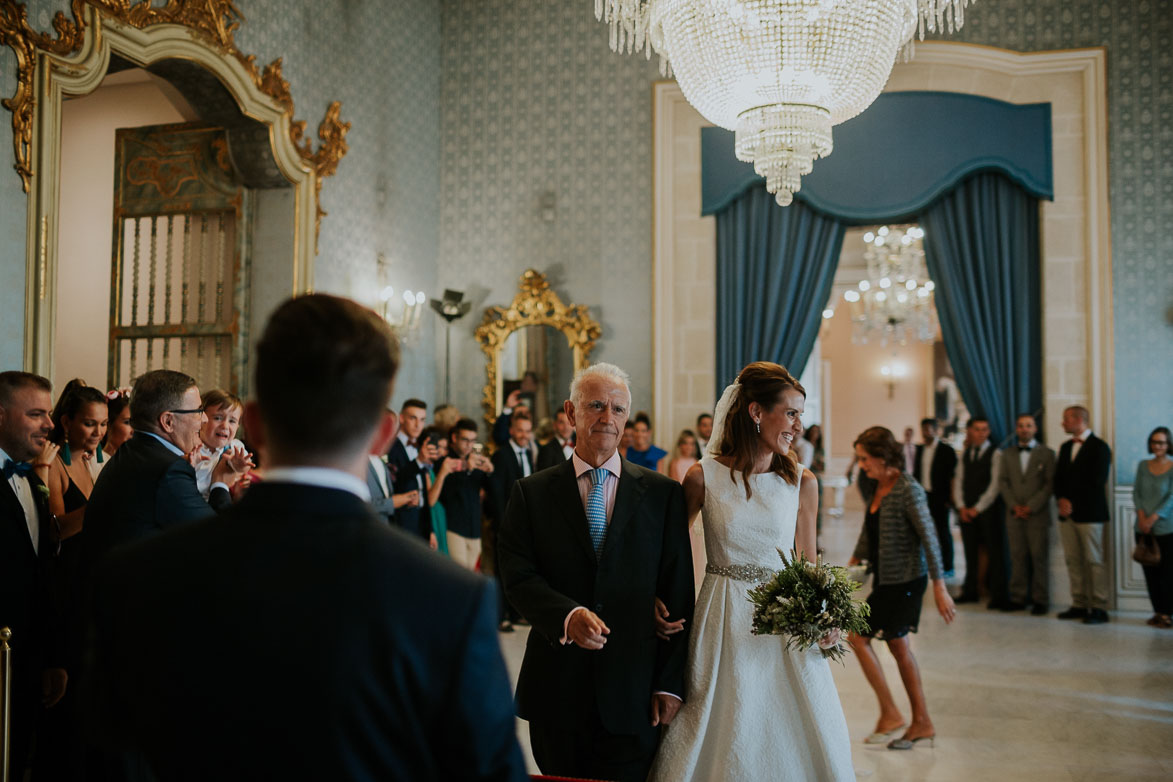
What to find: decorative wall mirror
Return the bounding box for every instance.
[474,269,602,433]
[1,0,349,391]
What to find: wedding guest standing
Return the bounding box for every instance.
[1054,405,1113,624]
[913,418,957,578]
[695,413,713,453]
[626,414,667,471]
[44,383,109,539]
[536,409,575,471]
[432,419,494,570]
[848,426,954,750]
[0,372,67,782]
[1134,426,1173,628]
[99,388,133,465]
[663,430,699,482]
[86,294,526,780]
[997,414,1056,614]
[952,417,1008,607]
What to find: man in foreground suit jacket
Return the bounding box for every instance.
[0,371,66,781]
[998,413,1056,614]
[1053,405,1113,624]
[913,417,957,575]
[499,363,694,782]
[87,294,526,781]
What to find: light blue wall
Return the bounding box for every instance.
[0,0,442,405]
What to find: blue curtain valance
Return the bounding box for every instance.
[702,91,1053,221]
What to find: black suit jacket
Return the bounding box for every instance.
[388,438,430,539]
[536,438,571,472]
[83,434,229,568]
[87,482,527,782]
[498,457,693,735]
[0,470,59,681]
[1054,434,1112,522]
[489,443,534,523]
[913,441,957,509]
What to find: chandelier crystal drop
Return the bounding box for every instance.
[596,0,974,206]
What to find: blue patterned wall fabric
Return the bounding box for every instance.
[0,0,441,403]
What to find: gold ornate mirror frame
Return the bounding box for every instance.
[474,269,602,432]
[0,0,349,374]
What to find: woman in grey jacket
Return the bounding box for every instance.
[847,426,956,751]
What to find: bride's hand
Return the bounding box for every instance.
[817,628,841,650]
[654,597,686,641]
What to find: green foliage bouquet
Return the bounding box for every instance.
[747,549,871,663]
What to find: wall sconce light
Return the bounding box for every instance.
[879,361,908,399]
[380,285,426,340]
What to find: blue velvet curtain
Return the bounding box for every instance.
[920,172,1042,444]
[715,185,846,392]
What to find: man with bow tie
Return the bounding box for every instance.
[1054,405,1113,624]
[0,371,67,780]
[388,398,430,539]
[997,414,1056,614]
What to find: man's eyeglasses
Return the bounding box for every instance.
[168,409,205,415]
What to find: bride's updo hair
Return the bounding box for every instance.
[717,361,805,498]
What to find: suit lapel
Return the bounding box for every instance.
[600,458,646,562]
[1,473,41,557]
[553,459,598,564]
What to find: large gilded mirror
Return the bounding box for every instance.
[474,269,601,433]
[0,0,349,390]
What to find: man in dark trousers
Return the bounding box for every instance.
[953,417,1009,607]
[87,294,526,781]
[489,408,536,630]
[914,417,957,577]
[498,363,694,782]
[1054,405,1113,624]
[0,371,66,781]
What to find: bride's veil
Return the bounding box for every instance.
[703,381,740,462]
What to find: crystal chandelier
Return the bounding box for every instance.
[843,225,936,346]
[596,0,974,206]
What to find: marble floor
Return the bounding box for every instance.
[497,494,1173,780]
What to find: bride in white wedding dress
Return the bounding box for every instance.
[649,362,855,782]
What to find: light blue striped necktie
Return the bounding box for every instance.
[586,466,609,557]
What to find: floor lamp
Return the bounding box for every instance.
[429,289,472,403]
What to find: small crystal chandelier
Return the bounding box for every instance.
[843,225,937,346]
[596,0,974,206]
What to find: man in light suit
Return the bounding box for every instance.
[1053,405,1113,624]
[0,371,66,781]
[87,294,526,781]
[997,413,1056,614]
[498,363,694,782]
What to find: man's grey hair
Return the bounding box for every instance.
[569,363,632,408]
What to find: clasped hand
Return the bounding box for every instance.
[567,609,610,650]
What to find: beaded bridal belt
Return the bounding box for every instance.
[705,563,774,583]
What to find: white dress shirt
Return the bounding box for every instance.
[1069,428,1093,460]
[1017,438,1039,472]
[510,440,533,478]
[919,439,939,493]
[1,446,39,554]
[397,431,419,462]
[953,440,1003,513]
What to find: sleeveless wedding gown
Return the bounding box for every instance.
[649,459,855,781]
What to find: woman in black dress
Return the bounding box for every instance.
[847,426,955,750]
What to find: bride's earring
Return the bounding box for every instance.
[755,419,761,434]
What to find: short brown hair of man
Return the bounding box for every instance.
[255,294,399,461]
[715,361,806,498]
[854,426,905,470]
[0,371,52,406]
[130,369,199,434]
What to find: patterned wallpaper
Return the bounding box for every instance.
[0,0,442,403]
[437,0,663,422]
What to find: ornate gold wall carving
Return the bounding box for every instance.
[0,0,349,249]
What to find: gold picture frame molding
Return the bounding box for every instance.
[0,0,350,375]
[474,269,602,433]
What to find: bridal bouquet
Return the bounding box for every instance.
[747,549,871,663]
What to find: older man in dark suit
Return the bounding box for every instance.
[0,371,66,781]
[87,294,526,781]
[499,363,694,782]
[1054,405,1113,624]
